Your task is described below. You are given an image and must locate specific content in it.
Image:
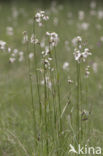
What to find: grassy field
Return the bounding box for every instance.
[0,1,103,156]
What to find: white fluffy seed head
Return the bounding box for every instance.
[77,36,82,42]
[0,40,6,50]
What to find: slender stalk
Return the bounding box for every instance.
[85,76,88,138]
[33,21,42,122]
[54,46,62,132]
[25,41,37,149]
[46,31,57,131]
[45,24,57,150]
[76,62,80,144]
[43,63,49,155]
[48,43,57,130]
[79,65,83,140]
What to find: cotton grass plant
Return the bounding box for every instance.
[4,10,93,156]
[73,36,92,146]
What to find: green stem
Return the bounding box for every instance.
[54,46,62,132]
[33,21,42,122]
[49,43,57,130]
[76,62,80,144]
[43,64,48,155]
[25,41,37,149]
[79,65,83,140]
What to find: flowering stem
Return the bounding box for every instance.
[48,43,57,129]
[79,65,83,140]
[54,46,62,131]
[33,21,42,122]
[85,76,88,138]
[25,41,37,149]
[43,64,49,155]
[76,62,80,144]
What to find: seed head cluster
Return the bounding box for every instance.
[46,32,59,47]
[73,36,92,63]
[35,11,49,27]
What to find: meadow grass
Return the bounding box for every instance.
[0,1,103,156]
